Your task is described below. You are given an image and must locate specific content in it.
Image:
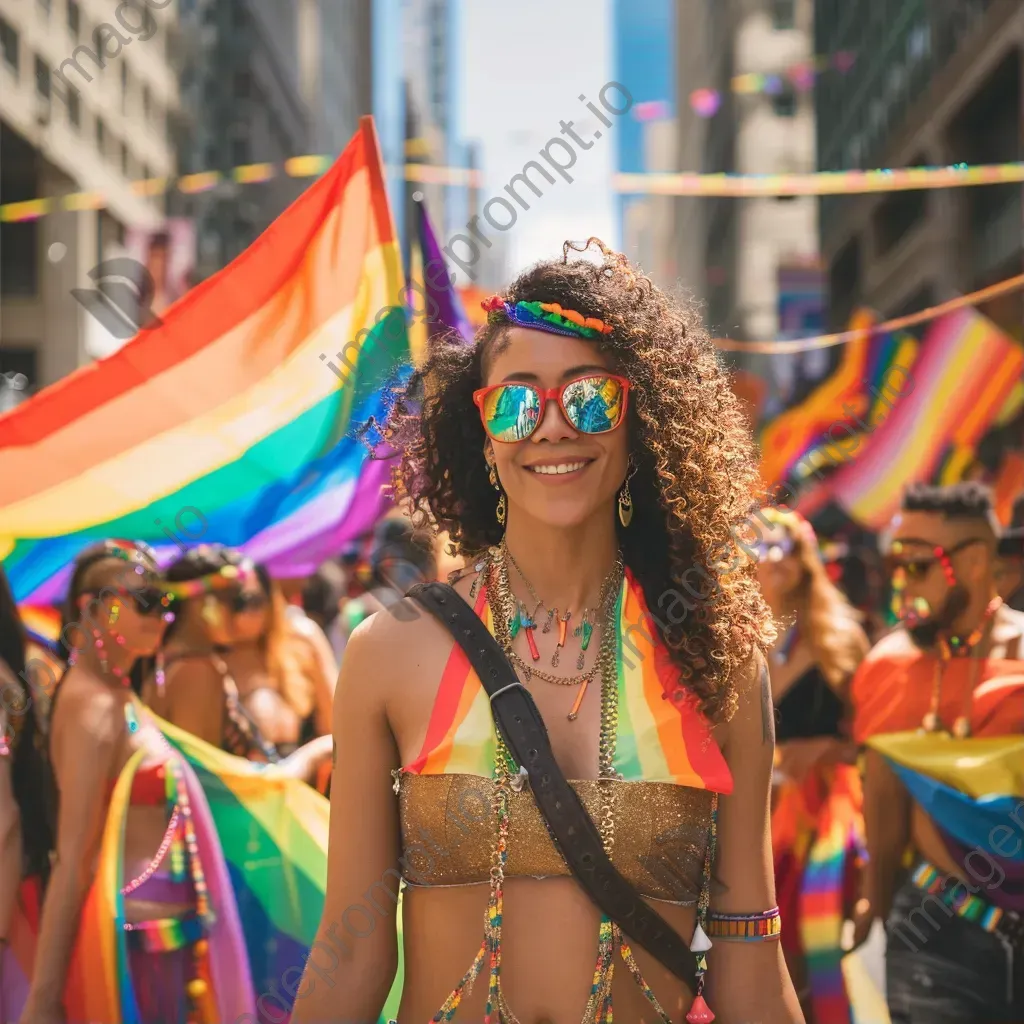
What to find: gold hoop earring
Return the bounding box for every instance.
[489,463,507,527]
[618,477,633,527]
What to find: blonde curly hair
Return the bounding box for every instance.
[376,239,774,721]
[757,506,868,689]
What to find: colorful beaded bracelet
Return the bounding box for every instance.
[706,906,782,940]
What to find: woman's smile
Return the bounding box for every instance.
[522,457,595,481]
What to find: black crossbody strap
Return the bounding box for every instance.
[408,580,696,982]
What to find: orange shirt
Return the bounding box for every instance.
[851,651,1024,744]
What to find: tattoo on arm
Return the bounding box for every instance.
[760,660,775,746]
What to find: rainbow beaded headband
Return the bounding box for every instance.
[163,559,258,600]
[481,296,614,340]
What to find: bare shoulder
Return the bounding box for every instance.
[166,654,223,690]
[862,626,917,663]
[714,646,772,750]
[51,672,121,751]
[338,586,463,701]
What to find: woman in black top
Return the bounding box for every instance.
[755,507,870,1024]
[0,563,53,1008]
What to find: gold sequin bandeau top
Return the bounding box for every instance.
[394,581,733,903]
[396,772,716,903]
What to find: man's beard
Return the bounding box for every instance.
[906,585,971,648]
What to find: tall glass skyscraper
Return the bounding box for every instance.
[611,0,675,247]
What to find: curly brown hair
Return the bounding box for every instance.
[375,239,774,721]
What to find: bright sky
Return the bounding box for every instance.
[461,0,617,275]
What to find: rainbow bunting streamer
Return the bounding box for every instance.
[614,162,1024,197]
[822,307,1024,529]
[0,116,410,603]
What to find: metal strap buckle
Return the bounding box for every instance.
[488,681,522,704]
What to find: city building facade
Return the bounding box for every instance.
[0,0,179,390]
[673,0,821,409]
[815,0,1023,336]
[175,0,311,277]
[299,0,372,160]
[612,0,675,278]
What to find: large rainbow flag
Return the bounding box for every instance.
[822,307,1024,528]
[759,310,876,490]
[0,116,410,604]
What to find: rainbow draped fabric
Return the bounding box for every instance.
[3,713,329,1022]
[867,730,1024,913]
[404,569,733,791]
[773,765,865,1024]
[0,116,409,603]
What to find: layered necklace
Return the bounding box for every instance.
[921,596,1003,737]
[486,541,624,721]
[432,548,682,1024]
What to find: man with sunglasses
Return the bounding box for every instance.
[996,496,1024,612]
[849,483,1024,1023]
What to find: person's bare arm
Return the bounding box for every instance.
[0,704,22,944]
[290,614,402,1022]
[21,683,121,1017]
[853,748,911,944]
[295,627,338,737]
[276,734,334,783]
[707,650,804,1023]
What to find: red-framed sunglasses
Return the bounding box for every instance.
[472,374,631,443]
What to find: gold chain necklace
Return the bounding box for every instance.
[501,540,623,669]
[487,549,623,721]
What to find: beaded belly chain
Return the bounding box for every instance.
[429,555,720,1024]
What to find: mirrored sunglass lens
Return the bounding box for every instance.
[131,587,166,613]
[561,376,624,434]
[482,385,541,442]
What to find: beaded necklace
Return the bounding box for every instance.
[493,543,624,720]
[503,544,620,670]
[921,596,1002,738]
[119,702,213,920]
[431,550,720,1023]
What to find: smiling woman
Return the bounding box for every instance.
[294,239,804,1024]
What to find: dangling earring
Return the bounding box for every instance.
[92,627,109,674]
[155,650,167,698]
[618,473,634,527]
[201,595,222,627]
[489,463,507,527]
